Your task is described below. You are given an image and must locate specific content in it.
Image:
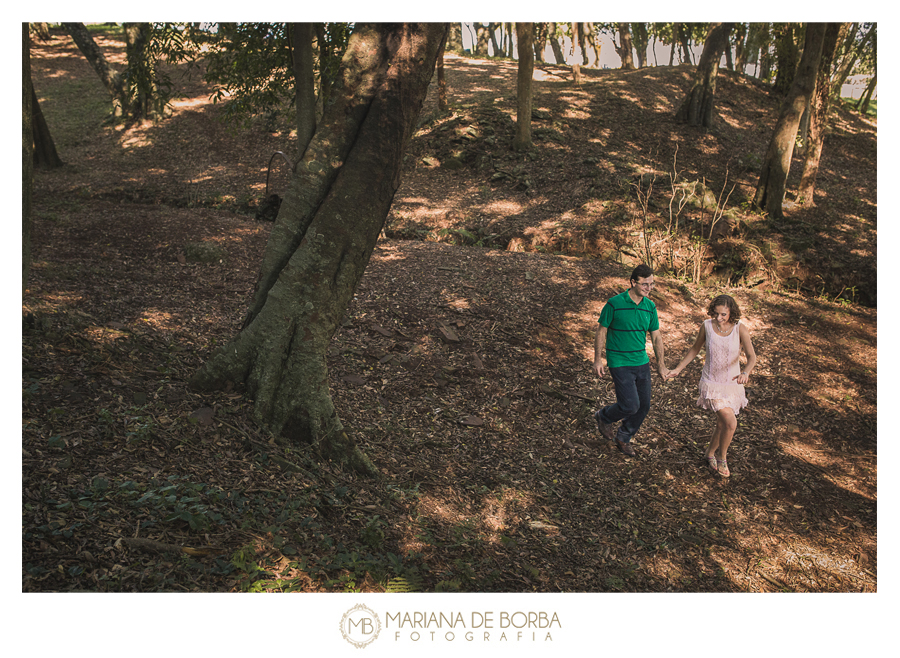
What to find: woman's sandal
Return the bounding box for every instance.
[705,455,718,473]
[717,459,731,477]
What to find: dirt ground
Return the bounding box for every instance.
[24,29,876,594]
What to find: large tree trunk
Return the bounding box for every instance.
[291,23,317,158]
[676,23,735,128]
[754,23,826,219]
[615,23,636,70]
[191,23,448,475]
[513,22,534,151]
[23,23,34,297]
[796,23,846,206]
[31,86,63,169]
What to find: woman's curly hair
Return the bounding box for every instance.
[707,294,741,321]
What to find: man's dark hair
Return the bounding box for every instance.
[630,264,653,284]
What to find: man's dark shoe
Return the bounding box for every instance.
[616,438,635,457]
[594,410,616,441]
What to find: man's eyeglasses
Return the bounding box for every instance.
[637,282,654,289]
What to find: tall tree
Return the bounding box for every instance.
[290,23,316,155]
[733,23,749,73]
[533,23,549,63]
[549,23,565,64]
[771,23,801,96]
[796,23,848,205]
[582,23,601,66]
[63,22,165,121]
[675,23,734,128]
[474,23,491,56]
[753,23,826,219]
[63,22,131,118]
[447,23,463,52]
[856,73,876,114]
[631,23,650,68]
[615,23,636,70]
[190,24,448,475]
[437,38,449,112]
[513,22,534,151]
[571,22,583,83]
[23,23,34,296]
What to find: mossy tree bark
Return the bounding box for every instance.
[190,23,448,476]
[753,23,826,220]
[675,23,734,128]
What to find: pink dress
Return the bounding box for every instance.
[697,319,748,415]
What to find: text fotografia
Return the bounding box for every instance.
[387,611,561,642]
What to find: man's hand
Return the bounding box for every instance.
[593,361,606,378]
[658,366,670,380]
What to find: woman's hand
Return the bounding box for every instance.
[666,368,682,380]
[733,372,750,385]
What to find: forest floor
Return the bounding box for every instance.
[24,29,877,594]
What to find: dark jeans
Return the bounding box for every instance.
[598,363,652,444]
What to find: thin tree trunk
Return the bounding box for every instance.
[488,22,501,56]
[676,23,734,128]
[754,23,826,219]
[796,23,845,206]
[123,22,155,119]
[191,24,448,475]
[291,23,317,159]
[534,23,548,63]
[583,23,601,66]
[734,23,749,73]
[772,23,800,97]
[571,22,582,83]
[62,22,128,118]
[631,23,649,68]
[437,39,448,111]
[447,23,463,51]
[513,22,533,151]
[549,24,565,64]
[857,73,876,114]
[475,23,490,56]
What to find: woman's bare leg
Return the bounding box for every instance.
[715,408,737,462]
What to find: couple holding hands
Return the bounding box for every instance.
[592,265,757,477]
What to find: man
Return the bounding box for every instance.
[593,264,669,457]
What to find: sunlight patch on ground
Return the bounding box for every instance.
[561,108,592,121]
[479,199,525,215]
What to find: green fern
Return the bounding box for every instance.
[385,576,417,593]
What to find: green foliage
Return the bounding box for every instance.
[178,22,353,128]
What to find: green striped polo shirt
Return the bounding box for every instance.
[598,290,660,368]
